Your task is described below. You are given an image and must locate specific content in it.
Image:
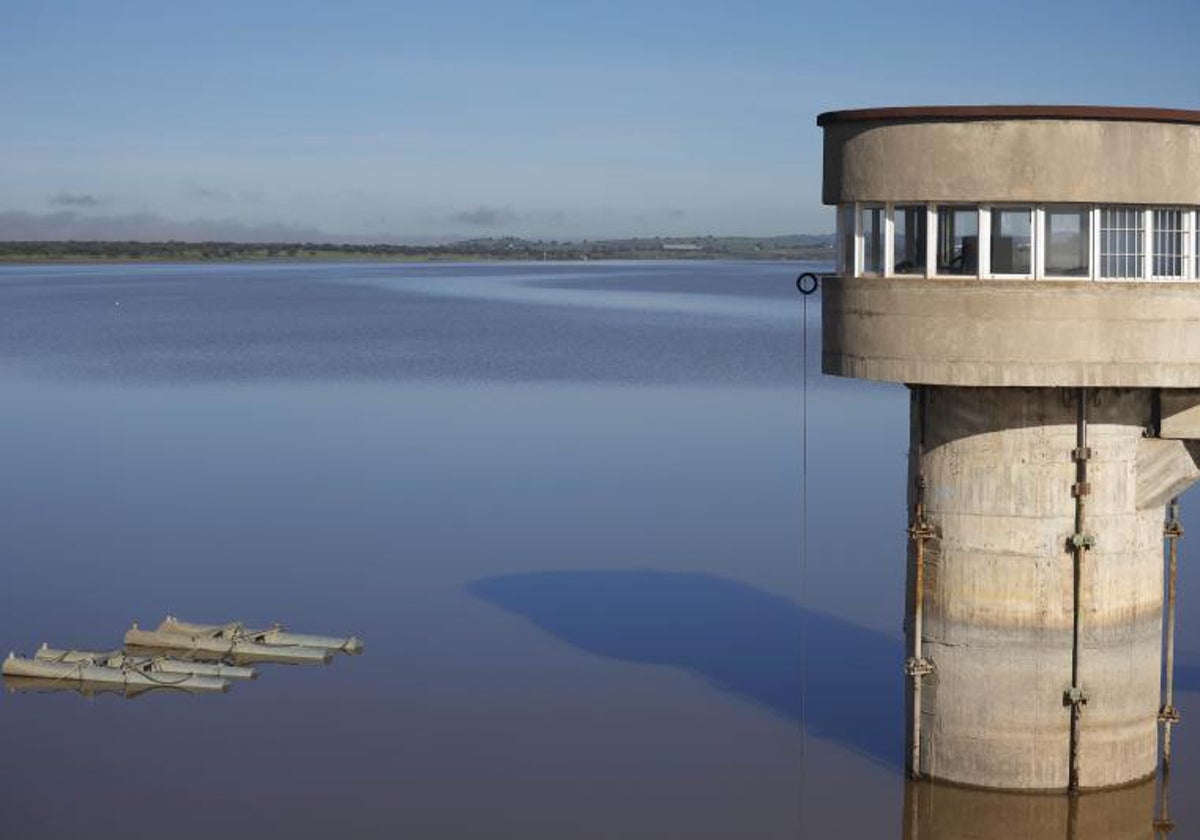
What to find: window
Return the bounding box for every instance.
[893,205,926,275]
[936,207,978,275]
[990,207,1032,275]
[1100,207,1143,278]
[839,205,855,275]
[1153,209,1184,279]
[860,206,884,275]
[1043,208,1090,277]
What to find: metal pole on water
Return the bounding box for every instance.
[1161,497,1183,768]
[1066,386,1092,793]
[907,385,934,779]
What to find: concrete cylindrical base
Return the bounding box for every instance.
[908,387,1192,790]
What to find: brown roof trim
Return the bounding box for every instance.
[816,105,1200,127]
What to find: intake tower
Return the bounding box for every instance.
[819,105,1200,791]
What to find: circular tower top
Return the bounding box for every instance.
[819,105,1200,206]
[818,105,1200,388]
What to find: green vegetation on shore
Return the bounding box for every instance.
[0,235,834,264]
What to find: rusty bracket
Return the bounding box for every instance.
[905,657,934,678]
[1159,705,1181,725]
[1069,533,1096,550]
[1071,482,1091,498]
[1165,522,1184,539]
[908,522,935,541]
[1072,446,1092,462]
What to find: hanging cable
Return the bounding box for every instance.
[795,272,819,829]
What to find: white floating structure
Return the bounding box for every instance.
[159,617,364,655]
[3,617,363,700]
[35,645,257,681]
[123,617,360,665]
[2,652,230,694]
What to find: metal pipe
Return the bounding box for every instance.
[907,385,934,779]
[1161,498,1182,769]
[1154,764,1175,838]
[1066,386,1091,793]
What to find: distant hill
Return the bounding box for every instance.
[0,234,835,263]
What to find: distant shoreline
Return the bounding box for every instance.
[0,236,834,265]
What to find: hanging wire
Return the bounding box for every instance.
[795,272,819,830]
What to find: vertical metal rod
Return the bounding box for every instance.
[1067,386,1090,793]
[908,386,933,779]
[1154,763,1175,838]
[1162,497,1182,769]
[911,505,926,779]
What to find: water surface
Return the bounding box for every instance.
[0,261,1193,838]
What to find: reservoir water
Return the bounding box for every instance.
[0,261,1195,837]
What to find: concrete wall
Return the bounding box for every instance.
[823,277,1200,387]
[909,387,1190,790]
[823,117,1200,205]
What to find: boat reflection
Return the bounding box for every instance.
[3,675,228,699]
[903,774,1169,840]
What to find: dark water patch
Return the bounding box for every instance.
[467,569,903,769]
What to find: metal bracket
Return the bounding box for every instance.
[1071,482,1091,498]
[1063,686,1089,707]
[908,522,935,541]
[1069,533,1096,550]
[1072,446,1092,462]
[905,657,934,678]
[1165,521,1184,539]
[1159,705,1181,725]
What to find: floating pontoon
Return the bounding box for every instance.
[2,652,230,694]
[35,645,257,680]
[124,617,357,665]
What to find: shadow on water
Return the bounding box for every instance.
[466,569,903,769]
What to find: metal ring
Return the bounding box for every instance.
[796,273,820,295]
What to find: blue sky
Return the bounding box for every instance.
[3,0,1200,241]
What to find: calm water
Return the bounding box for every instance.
[0,261,1194,838]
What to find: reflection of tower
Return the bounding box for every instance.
[903,776,1158,840]
[819,106,1198,791]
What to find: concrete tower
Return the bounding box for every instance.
[819,106,1200,791]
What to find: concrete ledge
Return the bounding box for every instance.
[823,277,1200,387]
[822,116,1200,204]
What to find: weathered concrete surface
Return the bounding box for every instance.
[823,277,1200,387]
[1136,438,1200,509]
[909,387,1187,790]
[823,117,1200,205]
[903,775,1156,840]
[1160,389,1200,438]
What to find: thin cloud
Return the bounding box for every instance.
[49,192,104,208]
[452,205,519,228]
[0,210,332,243]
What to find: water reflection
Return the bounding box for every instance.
[3,676,224,699]
[467,568,904,768]
[903,776,1161,840]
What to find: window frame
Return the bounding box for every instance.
[984,205,1036,279]
[1040,204,1092,280]
[933,204,982,279]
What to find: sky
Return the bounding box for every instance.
[3,0,1200,243]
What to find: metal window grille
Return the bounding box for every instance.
[1153,209,1184,278]
[1099,207,1143,278]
